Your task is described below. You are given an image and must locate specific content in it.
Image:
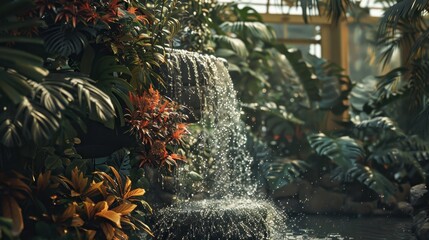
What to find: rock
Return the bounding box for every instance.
[413,211,428,232]
[394,201,414,217]
[417,222,429,240]
[411,184,428,208]
[158,191,178,205]
[395,183,411,202]
[161,176,177,194]
[343,198,376,216]
[319,174,341,189]
[154,199,271,240]
[191,192,209,201]
[276,198,302,212]
[272,182,299,199]
[301,187,347,214]
[298,180,313,202]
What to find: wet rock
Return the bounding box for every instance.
[394,201,414,217]
[191,192,209,201]
[154,199,274,240]
[413,211,427,232]
[158,191,178,205]
[162,176,177,194]
[301,187,347,214]
[342,198,376,216]
[417,221,429,240]
[395,183,411,202]
[411,184,428,209]
[319,174,341,189]
[272,182,299,199]
[298,180,313,201]
[276,198,302,213]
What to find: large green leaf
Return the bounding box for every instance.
[219,21,275,43]
[308,133,365,169]
[368,148,426,182]
[46,73,116,126]
[90,55,133,126]
[347,165,397,198]
[212,35,248,58]
[43,25,92,57]
[262,158,309,189]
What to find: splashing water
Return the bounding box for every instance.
[156,50,286,239]
[163,49,256,198]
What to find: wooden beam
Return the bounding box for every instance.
[261,13,379,25]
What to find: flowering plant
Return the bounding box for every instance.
[125,86,189,169]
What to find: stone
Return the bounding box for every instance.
[411,184,428,208]
[276,198,302,212]
[413,211,428,232]
[319,173,341,189]
[343,199,377,216]
[161,176,177,194]
[301,186,347,214]
[154,199,274,240]
[272,182,299,199]
[394,201,414,217]
[395,183,411,202]
[417,222,429,240]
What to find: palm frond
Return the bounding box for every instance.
[377,18,425,66]
[379,0,427,31]
[308,133,365,169]
[325,0,351,24]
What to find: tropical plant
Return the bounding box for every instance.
[308,117,429,200]
[208,3,350,158]
[125,86,189,169]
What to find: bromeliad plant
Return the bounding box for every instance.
[308,117,429,200]
[125,86,189,170]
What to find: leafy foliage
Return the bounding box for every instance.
[125,86,189,169]
[308,117,429,199]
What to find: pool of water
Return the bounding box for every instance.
[283,214,415,239]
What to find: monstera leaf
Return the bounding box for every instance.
[212,35,249,58]
[368,148,426,182]
[353,117,405,143]
[219,21,275,43]
[43,24,96,57]
[346,165,397,198]
[262,158,309,189]
[90,55,133,126]
[308,133,365,170]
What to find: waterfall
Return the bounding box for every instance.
[154,49,286,240]
[162,49,256,198]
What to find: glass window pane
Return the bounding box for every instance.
[348,23,400,82]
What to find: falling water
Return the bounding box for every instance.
[163,49,256,198]
[155,49,286,239]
